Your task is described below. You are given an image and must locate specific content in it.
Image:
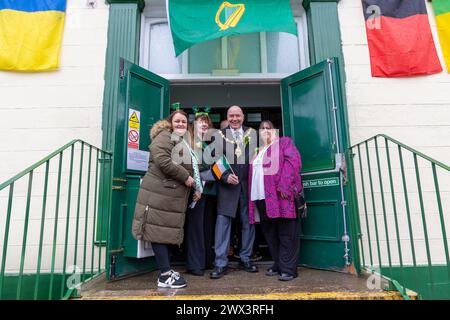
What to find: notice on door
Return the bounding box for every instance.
[127,149,150,172]
[303,177,340,189]
[127,108,150,171]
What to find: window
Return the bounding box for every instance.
[147,22,182,74]
[140,2,309,79]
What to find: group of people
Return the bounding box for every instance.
[132,105,303,289]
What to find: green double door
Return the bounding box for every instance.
[107,58,353,280]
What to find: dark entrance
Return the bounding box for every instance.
[171,83,283,130]
[170,84,284,263]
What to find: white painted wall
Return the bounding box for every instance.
[1,0,449,279]
[0,0,108,183]
[338,0,450,267]
[0,1,109,277]
[339,0,450,161]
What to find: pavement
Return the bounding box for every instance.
[76,262,417,300]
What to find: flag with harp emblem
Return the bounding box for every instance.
[167,0,297,56]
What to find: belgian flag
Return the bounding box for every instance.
[362,0,442,77]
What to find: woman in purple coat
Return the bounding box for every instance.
[248,120,302,281]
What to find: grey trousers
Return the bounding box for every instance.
[214,192,255,267]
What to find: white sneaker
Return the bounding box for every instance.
[157,270,187,289]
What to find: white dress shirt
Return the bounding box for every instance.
[251,146,269,201]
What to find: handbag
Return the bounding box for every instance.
[294,187,307,219]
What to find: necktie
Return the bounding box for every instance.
[234,130,242,142]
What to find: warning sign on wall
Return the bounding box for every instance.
[127,109,140,149]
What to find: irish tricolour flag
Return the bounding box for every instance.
[212,155,232,180]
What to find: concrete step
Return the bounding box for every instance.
[75,266,417,300]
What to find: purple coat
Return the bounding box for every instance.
[248,137,302,224]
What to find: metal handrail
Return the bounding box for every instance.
[351,134,449,171]
[350,134,450,300]
[0,140,113,300]
[0,140,112,191]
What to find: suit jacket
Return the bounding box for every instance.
[216,125,257,218]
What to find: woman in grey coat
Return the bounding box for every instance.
[132,110,202,288]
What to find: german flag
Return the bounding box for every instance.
[362,0,442,77]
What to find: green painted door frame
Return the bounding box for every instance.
[103,0,145,151]
[101,0,361,276]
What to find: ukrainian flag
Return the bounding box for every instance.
[0,0,67,71]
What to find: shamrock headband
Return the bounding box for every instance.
[192,105,211,117]
[171,102,182,111]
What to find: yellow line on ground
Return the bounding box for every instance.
[78,291,416,300]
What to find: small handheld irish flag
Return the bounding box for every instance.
[212,155,232,180]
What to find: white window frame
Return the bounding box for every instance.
[139,4,309,81]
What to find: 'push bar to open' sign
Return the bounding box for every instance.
[303,177,339,189]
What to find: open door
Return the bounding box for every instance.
[107,59,169,280]
[281,58,351,272]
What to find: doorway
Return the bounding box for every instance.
[170,82,284,264]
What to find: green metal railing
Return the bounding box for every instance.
[350,134,450,300]
[0,140,113,300]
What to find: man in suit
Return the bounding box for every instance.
[210,106,258,279]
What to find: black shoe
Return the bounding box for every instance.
[210,266,228,279]
[186,269,204,276]
[278,273,296,281]
[157,270,187,288]
[238,261,258,273]
[265,267,279,276]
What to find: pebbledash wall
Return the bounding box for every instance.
[0,0,449,273]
